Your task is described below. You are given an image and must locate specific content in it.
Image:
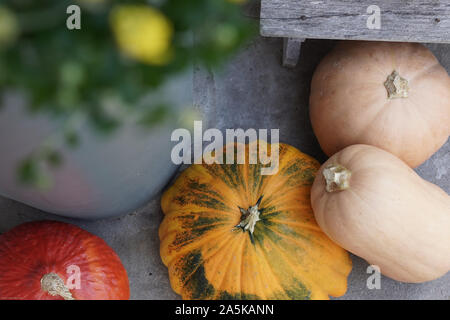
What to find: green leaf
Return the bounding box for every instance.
[17,156,52,190]
[45,149,63,168]
[64,130,80,148]
[17,157,38,184]
[138,104,171,127]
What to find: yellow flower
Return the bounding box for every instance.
[110,5,173,66]
[0,6,19,49]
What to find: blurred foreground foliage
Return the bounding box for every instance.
[0,0,256,187]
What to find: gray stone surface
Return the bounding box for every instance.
[0,35,449,300]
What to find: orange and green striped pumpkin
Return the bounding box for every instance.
[159,141,352,299]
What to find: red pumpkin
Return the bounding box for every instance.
[0,221,130,300]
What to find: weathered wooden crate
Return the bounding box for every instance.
[260,0,450,67]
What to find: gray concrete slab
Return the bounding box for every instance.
[0,35,449,300]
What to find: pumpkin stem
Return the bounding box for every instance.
[235,196,263,236]
[384,70,409,99]
[41,272,75,300]
[323,164,352,192]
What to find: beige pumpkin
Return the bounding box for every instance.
[310,41,450,167]
[311,144,450,283]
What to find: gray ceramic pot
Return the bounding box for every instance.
[0,72,192,219]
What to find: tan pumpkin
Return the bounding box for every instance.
[311,144,450,283]
[160,141,352,299]
[310,41,450,167]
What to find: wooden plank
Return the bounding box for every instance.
[260,0,450,43]
[282,38,304,67]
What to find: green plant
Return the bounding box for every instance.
[0,0,256,187]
